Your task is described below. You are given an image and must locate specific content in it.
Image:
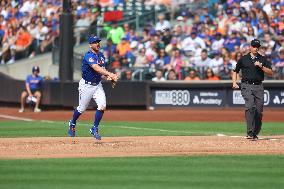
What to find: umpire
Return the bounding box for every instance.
[232,39,273,140]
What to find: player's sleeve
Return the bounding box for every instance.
[85,53,97,66]
[25,75,31,84]
[233,57,242,73]
[263,57,272,69]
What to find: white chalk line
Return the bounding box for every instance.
[0,114,34,122]
[0,114,281,140]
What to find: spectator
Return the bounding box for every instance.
[165,37,181,55]
[152,48,170,70]
[133,47,149,68]
[209,50,223,75]
[262,33,276,56]
[107,21,124,45]
[108,51,121,71]
[204,68,220,80]
[211,32,224,51]
[8,26,33,64]
[74,13,92,46]
[184,69,200,81]
[161,28,172,46]
[170,48,185,79]
[223,31,240,52]
[272,47,284,79]
[166,69,177,80]
[155,13,171,31]
[152,69,166,81]
[103,38,116,62]
[181,31,206,53]
[19,66,43,113]
[116,37,131,57]
[121,69,132,81]
[191,49,212,76]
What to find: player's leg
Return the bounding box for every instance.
[71,81,95,123]
[19,91,28,113]
[253,85,264,136]
[68,79,95,136]
[90,83,106,140]
[241,83,255,137]
[33,91,42,112]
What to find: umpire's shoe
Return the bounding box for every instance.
[68,120,76,137]
[90,127,101,140]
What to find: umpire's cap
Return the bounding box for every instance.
[32,66,40,73]
[251,39,261,48]
[88,35,101,44]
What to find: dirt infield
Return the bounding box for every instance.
[1,136,284,159]
[0,107,284,159]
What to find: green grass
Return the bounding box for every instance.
[0,156,284,189]
[0,121,283,138]
[0,121,283,188]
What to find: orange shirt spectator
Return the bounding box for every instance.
[116,37,131,56]
[204,68,220,80]
[16,30,32,47]
[184,70,200,81]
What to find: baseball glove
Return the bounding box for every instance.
[107,75,118,88]
[111,80,117,88]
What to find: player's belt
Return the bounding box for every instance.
[242,80,262,85]
[84,80,99,86]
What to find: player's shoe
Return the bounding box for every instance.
[34,108,41,113]
[89,127,101,140]
[245,135,253,139]
[252,135,258,141]
[68,120,76,137]
[18,108,24,113]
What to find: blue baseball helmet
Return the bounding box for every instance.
[88,35,101,44]
[32,66,40,73]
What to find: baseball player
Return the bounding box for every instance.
[19,66,43,113]
[68,35,118,140]
[232,39,273,140]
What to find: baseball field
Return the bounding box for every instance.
[0,107,284,189]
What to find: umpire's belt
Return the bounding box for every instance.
[84,79,99,86]
[242,80,262,85]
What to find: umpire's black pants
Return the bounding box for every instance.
[241,83,264,136]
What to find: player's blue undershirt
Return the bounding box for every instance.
[82,50,106,84]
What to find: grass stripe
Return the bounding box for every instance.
[0,156,284,189]
[0,120,284,138]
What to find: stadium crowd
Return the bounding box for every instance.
[104,0,284,81]
[0,0,284,81]
[0,0,101,64]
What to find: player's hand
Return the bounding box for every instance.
[232,83,239,89]
[107,73,119,88]
[254,61,262,68]
[109,73,118,82]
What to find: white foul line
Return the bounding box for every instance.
[0,114,34,122]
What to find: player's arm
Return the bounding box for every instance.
[25,82,33,97]
[25,76,33,96]
[255,59,273,76]
[232,71,239,89]
[232,58,241,89]
[91,64,118,81]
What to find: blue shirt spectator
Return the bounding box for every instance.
[26,74,43,91]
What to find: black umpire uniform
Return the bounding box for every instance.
[232,39,273,140]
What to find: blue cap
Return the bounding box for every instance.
[32,66,40,72]
[88,36,101,44]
